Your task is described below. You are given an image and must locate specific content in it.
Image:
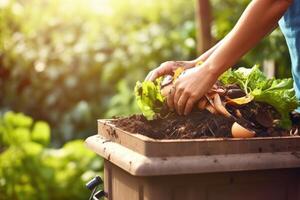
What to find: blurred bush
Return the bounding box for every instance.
[0,111,102,200]
[0,0,196,144]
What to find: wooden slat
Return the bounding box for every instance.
[97,119,300,157]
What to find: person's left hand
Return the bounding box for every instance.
[167,65,219,115]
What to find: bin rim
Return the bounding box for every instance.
[98,119,300,143]
[85,135,300,176]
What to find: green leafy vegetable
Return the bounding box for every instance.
[134,78,165,120]
[220,65,299,128]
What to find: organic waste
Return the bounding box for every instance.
[113,64,300,139]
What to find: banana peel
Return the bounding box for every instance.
[226,95,254,105]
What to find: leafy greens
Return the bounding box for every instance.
[220,65,299,128]
[134,66,187,120]
[134,78,165,120]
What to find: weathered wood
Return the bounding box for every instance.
[195,0,213,53]
[100,160,300,200]
[85,119,300,199]
[97,119,300,157]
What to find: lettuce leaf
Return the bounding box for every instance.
[134,78,165,120]
[220,65,299,128]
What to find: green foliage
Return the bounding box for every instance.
[220,66,299,128]
[0,111,102,200]
[31,121,51,146]
[0,0,196,144]
[105,80,139,118]
[134,78,165,120]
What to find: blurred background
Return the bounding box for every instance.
[0,0,292,199]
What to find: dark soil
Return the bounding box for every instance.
[112,103,296,139]
[112,110,234,139]
[225,101,286,137]
[112,81,299,139]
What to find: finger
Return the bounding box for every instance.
[161,83,173,97]
[148,63,166,81]
[184,97,196,115]
[150,62,177,81]
[145,67,161,81]
[145,71,154,81]
[209,88,225,95]
[177,93,189,115]
[148,70,160,81]
[167,86,175,111]
[173,86,183,114]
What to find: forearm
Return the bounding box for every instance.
[193,40,223,63]
[194,20,278,64]
[204,0,292,77]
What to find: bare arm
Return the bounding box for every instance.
[204,0,292,77]
[146,39,223,81]
[146,0,288,83]
[193,0,285,65]
[193,40,223,63]
[171,0,293,115]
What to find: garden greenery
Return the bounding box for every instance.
[0,111,102,200]
[134,78,165,120]
[0,0,196,144]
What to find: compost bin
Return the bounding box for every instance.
[85,119,300,200]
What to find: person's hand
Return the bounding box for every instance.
[167,64,219,115]
[145,60,195,81]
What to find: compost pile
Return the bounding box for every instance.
[112,65,300,139]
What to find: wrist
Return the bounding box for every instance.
[200,60,224,80]
[176,60,196,68]
[190,57,204,65]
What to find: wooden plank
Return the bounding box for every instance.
[86,135,300,176]
[97,119,300,157]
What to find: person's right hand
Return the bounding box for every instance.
[145,60,196,81]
